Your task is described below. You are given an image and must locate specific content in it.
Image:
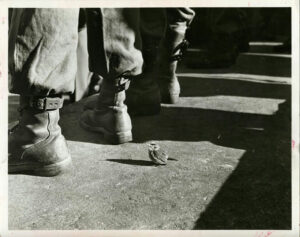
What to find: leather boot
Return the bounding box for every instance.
[83,48,161,116]
[8,96,72,176]
[83,73,161,117]
[157,22,189,104]
[80,74,133,144]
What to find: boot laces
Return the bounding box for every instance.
[115,70,132,92]
[170,39,189,62]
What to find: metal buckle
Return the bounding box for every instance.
[29,97,63,110]
[44,97,63,110]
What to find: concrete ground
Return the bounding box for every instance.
[8,43,291,230]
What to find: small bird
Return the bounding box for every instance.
[148,142,169,165]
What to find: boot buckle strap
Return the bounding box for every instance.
[29,97,64,110]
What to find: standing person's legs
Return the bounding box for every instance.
[8,8,79,176]
[82,8,195,110]
[74,8,93,101]
[158,8,195,104]
[81,8,143,144]
[126,8,195,109]
[125,8,166,115]
[83,8,166,116]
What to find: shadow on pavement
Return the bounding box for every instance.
[60,75,290,147]
[106,159,154,166]
[182,52,291,77]
[60,94,291,229]
[132,106,274,147]
[193,100,291,229]
[178,76,290,99]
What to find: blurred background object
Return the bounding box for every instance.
[185,8,291,69]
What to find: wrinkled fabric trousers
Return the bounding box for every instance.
[9,8,194,97]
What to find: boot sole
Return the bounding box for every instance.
[9,156,72,177]
[80,120,132,144]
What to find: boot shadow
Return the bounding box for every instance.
[59,101,109,145]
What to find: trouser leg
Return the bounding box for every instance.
[140,7,166,66]
[158,7,195,104]
[9,8,79,96]
[85,8,143,79]
[83,8,166,115]
[75,9,92,101]
[166,7,195,26]
[124,8,166,116]
[81,8,143,144]
[8,8,79,176]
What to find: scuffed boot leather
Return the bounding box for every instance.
[83,72,161,117]
[8,96,71,176]
[158,22,189,104]
[80,75,133,144]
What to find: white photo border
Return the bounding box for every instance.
[0,1,299,236]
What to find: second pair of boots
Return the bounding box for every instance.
[81,26,189,144]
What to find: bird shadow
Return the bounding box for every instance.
[106,159,155,167]
[168,158,178,161]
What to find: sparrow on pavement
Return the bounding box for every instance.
[148,142,169,165]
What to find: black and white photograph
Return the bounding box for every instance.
[0,0,299,236]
